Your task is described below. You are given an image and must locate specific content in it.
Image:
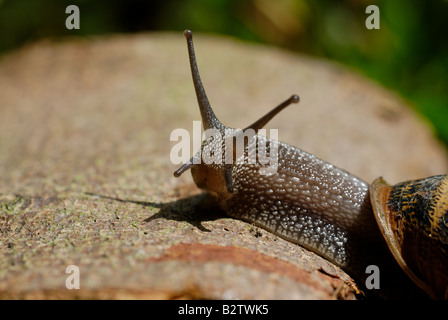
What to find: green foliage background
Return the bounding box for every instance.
[1,0,447,147]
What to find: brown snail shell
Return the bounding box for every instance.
[370,175,448,299]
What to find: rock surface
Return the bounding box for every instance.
[0,32,447,299]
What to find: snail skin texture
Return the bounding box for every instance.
[174,30,448,299]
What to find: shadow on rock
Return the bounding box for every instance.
[84,192,227,232]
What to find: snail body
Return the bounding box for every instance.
[174,30,448,299]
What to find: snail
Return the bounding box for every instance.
[173,30,448,299]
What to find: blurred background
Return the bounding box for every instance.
[1,0,447,147]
